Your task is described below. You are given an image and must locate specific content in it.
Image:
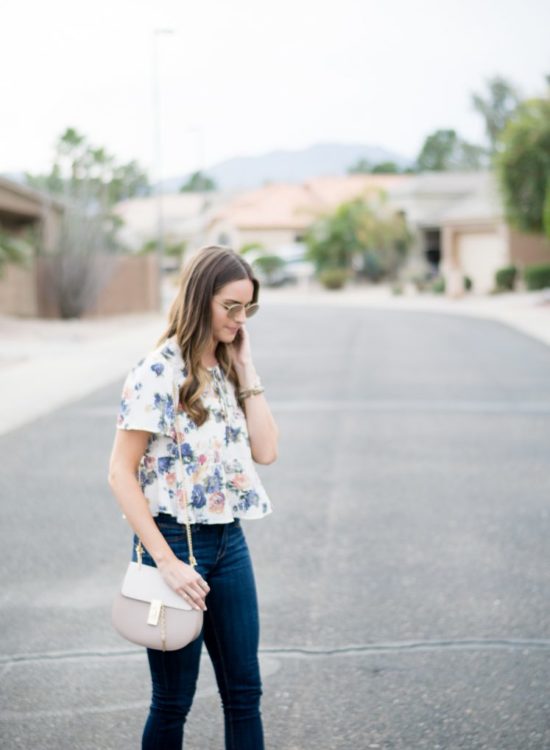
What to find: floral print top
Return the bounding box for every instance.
[116,334,273,525]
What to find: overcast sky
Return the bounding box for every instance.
[1,0,548,181]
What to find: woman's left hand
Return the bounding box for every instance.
[228,324,253,370]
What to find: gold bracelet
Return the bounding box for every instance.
[240,386,265,400]
[239,385,264,396]
[238,377,262,397]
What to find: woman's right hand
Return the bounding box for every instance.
[157,556,210,611]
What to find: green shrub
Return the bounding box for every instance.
[431,276,446,294]
[464,275,473,291]
[251,254,286,285]
[524,263,550,290]
[318,267,350,289]
[495,265,517,291]
[239,242,265,256]
[252,254,285,275]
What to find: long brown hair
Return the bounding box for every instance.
[156,245,260,427]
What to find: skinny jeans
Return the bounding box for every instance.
[131,513,265,750]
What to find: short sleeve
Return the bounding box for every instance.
[116,355,175,435]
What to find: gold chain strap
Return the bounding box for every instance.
[135,377,197,569]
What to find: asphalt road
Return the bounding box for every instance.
[1,303,549,749]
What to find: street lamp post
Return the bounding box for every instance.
[152,28,174,312]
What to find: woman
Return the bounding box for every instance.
[108,244,279,750]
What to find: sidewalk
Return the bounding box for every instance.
[1,285,549,436]
[0,311,165,435]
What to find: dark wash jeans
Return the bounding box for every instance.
[131,512,265,750]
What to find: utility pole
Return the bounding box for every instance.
[152,28,174,312]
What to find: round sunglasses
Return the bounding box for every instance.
[216,299,260,320]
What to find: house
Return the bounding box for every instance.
[384,171,550,295]
[0,176,63,315]
[204,174,411,252]
[112,190,241,256]
[437,172,550,296]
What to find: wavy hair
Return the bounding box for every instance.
[155,245,260,427]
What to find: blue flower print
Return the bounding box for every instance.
[150,362,165,377]
[169,439,198,476]
[139,466,156,488]
[229,488,260,512]
[159,343,188,378]
[243,489,260,509]
[145,392,172,433]
[160,344,175,362]
[179,442,194,462]
[225,426,241,445]
[205,465,223,494]
[158,456,175,474]
[118,398,130,420]
[191,484,207,508]
[210,408,225,424]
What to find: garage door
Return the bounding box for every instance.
[458,233,508,294]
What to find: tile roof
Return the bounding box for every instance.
[207,174,412,230]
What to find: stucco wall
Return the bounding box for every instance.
[0,261,38,316]
[0,254,159,318]
[507,227,550,268]
[86,253,160,317]
[205,222,299,253]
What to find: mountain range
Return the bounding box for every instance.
[161,141,412,192]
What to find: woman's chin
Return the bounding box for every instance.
[216,328,237,342]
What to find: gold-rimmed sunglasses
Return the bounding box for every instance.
[216,299,260,320]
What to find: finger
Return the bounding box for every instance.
[190,591,207,611]
[189,582,208,602]
[180,589,205,611]
[186,584,207,606]
[190,575,209,593]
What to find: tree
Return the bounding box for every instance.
[0,228,34,278]
[304,191,413,282]
[495,93,550,238]
[24,127,150,317]
[415,129,488,171]
[26,128,150,205]
[239,242,265,256]
[179,171,217,192]
[348,158,372,174]
[348,158,403,174]
[472,76,521,155]
[48,208,118,318]
[371,161,400,174]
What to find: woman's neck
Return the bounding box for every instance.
[201,339,219,368]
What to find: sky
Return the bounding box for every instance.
[1,0,548,181]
